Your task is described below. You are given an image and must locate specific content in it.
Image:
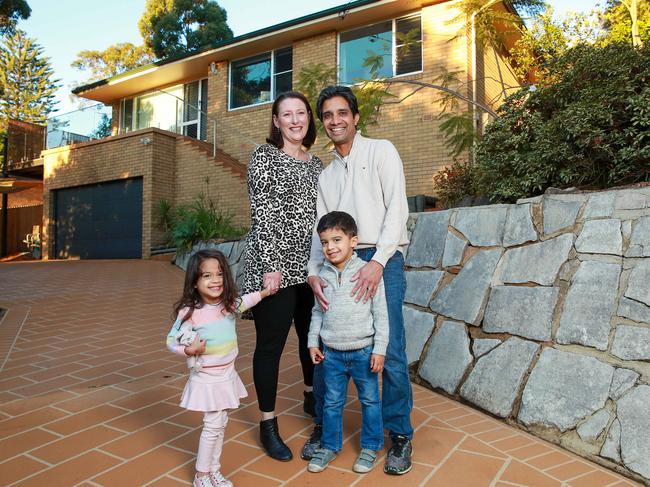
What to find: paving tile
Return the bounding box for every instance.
[111,385,179,410]
[508,442,554,461]
[0,389,77,417]
[55,386,129,413]
[229,470,282,486]
[425,450,507,486]
[491,434,537,452]
[0,427,60,461]
[285,466,360,486]
[44,404,127,435]
[149,476,189,486]
[457,436,509,459]
[0,406,68,437]
[526,450,574,470]
[101,421,188,459]
[105,402,180,432]
[93,446,193,486]
[0,454,49,485]
[411,425,466,466]
[567,469,626,487]
[545,459,596,481]
[19,450,121,487]
[245,436,310,480]
[31,425,124,464]
[498,459,563,487]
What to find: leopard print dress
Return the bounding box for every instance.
[241,144,322,294]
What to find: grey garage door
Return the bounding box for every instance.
[54,178,143,259]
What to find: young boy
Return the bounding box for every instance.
[307,211,389,474]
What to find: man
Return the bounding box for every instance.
[302,85,413,475]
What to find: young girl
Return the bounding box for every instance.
[167,249,271,487]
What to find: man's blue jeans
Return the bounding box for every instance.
[320,345,383,452]
[313,249,414,439]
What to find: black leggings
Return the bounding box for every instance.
[252,283,314,413]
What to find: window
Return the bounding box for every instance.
[229,47,293,110]
[119,79,208,140]
[339,13,422,84]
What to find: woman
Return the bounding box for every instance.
[241,91,322,461]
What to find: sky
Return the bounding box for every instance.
[20,0,600,114]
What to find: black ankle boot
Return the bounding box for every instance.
[303,390,315,417]
[259,417,292,461]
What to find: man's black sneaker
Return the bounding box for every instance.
[384,435,413,475]
[300,424,322,460]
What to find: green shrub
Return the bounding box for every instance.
[157,193,246,252]
[432,161,477,208]
[473,41,650,202]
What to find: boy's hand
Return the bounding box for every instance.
[370,353,384,373]
[308,276,329,311]
[309,347,324,364]
[184,335,206,356]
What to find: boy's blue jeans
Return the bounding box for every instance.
[313,249,414,439]
[320,344,383,452]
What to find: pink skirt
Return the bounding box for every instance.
[180,362,247,412]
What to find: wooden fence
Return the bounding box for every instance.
[1,205,42,256]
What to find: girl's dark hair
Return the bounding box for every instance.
[266,91,317,150]
[173,249,238,323]
[316,85,359,121]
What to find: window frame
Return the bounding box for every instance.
[228,46,293,111]
[337,12,423,85]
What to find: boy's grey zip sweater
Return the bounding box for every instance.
[307,252,389,355]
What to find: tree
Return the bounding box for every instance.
[72,42,154,80]
[138,0,233,59]
[0,30,60,123]
[601,0,649,47]
[0,0,30,36]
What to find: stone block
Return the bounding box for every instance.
[615,191,648,210]
[556,261,621,350]
[453,206,508,247]
[624,260,650,307]
[518,348,614,432]
[403,306,436,365]
[430,249,503,324]
[405,211,450,268]
[405,270,444,307]
[610,368,639,400]
[611,325,650,361]
[460,337,539,417]
[617,297,650,324]
[543,198,582,234]
[575,219,622,255]
[584,192,616,219]
[601,419,621,463]
[419,321,472,394]
[627,216,650,257]
[618,385,650,478]
[472,338,501,358]
[503,204,538,247]
[577,409,610,442]
[484,286,559,341]
[498,234,574,286]
[442,232,466,268]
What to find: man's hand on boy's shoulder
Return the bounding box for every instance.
[351,260,383,303]
[309,346,324,365]
[370,353,385,373]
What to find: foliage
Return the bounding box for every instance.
[138,0,233,59]
[72,43,154,80]
[471,42,650,202]
[601,0,649,46]
[157,190,246,252]
[90,112,112,139]
[432,161,477,207]
[0,30,60,123]
[0,0,30,36]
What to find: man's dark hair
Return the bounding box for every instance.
[316,85,359,121]
[317,211,358,237]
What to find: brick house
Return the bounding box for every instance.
[40,0,521,259]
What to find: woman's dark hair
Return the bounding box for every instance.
[173,249,238,323]
[317,211,358,237]
[266,91,317,150]
[316,85,360,121]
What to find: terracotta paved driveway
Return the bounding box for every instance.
[0,260,640,487]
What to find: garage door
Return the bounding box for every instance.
[54,178,143,259]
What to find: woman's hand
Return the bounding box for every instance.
[263,271,282,294]
[308,275,329,311]
[184,335,206,356]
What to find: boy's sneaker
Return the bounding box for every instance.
[193,474,214,487]
[352,448,378,473]
[300,424,322,460]
[384,435,413,475]
[307,447,336,473]
[209,471,233,487]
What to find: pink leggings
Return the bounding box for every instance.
[196,410,228,473]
